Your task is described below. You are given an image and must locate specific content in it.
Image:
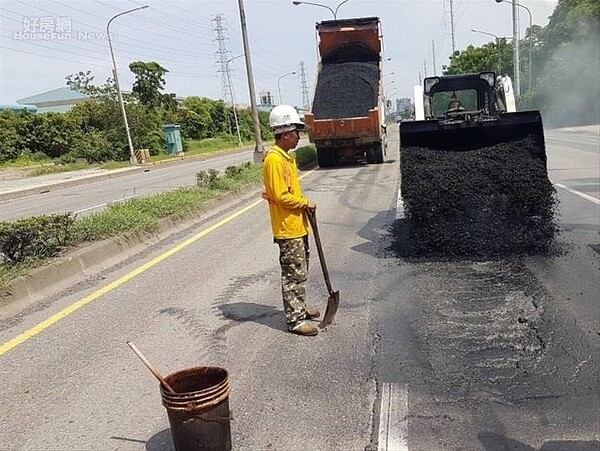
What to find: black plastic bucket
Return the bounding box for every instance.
[160,366,232,451]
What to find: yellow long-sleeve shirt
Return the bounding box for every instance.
[263,145,310,239]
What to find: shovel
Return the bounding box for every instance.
[305,209,340,328]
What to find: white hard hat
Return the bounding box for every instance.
[269,104,306,133]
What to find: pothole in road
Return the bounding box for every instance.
[412,260,550,402]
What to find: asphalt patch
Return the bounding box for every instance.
[395,135,559,259]
[312,61,379,119]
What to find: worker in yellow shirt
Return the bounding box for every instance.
[263,104,319,336]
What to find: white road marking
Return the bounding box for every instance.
[396,188,404,220]
[73,194,139,214]
[545,135,599,146]
[378,382,409,451]
[554,183,600,205]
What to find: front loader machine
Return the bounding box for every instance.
[398,72,557,258]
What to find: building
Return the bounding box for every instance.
[396,97,412,116]
[16,86,91,113]
[0,104,38,113]
[258,91,275,112]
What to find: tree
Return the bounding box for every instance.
[128,61,169,108]
[65,71,117,98]
[181,97,230,138]
[443,40,513,76]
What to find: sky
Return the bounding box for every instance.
[0,0,558,108]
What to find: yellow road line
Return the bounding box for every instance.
[0,169,316,357]
[0,199,263,357]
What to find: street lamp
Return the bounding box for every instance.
[292,0,352,19]
[471,29,511,75]
[277,71,296,104]
[495,0,533,94]
[106,5,148,164]
[226,55,244,147]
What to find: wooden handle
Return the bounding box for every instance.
[126,341,177,394]
[306,210,334,296]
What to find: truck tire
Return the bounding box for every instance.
[373,142,384,164]
[317,149,335,168]
[366,147,375,164]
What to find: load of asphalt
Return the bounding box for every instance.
[395,135,559,259]
[312,61,378,119]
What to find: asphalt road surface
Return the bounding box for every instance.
[0,126,598,450]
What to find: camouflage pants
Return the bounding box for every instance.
[276,235,310,325]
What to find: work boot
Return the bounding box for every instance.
[288,321,318,336]
[305,307,321,319]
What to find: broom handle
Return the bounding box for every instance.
[127,341,177,394]
[306,210,334,295]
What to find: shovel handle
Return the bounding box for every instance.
[126,341,177,395]
[305,209,335,296]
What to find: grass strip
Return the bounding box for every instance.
[0,148,316,289]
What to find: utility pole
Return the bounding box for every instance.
[512,0,521,96]
[106,5,148,164]
[449,0,456,54]
[237,0,263,162]
[299,61,309,110]
[432,40,437,75]
[225,55,244,147]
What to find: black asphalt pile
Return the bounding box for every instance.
[396,135,558,259]
[312,62,378,119]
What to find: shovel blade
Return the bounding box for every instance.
[319,290,340,328]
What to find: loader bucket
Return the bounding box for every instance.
[397,110,557,258]
[399,110,547,166]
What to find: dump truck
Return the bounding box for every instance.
[304,17,386,167]
[398,72,556,257]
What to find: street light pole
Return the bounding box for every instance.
[495,0,533,93]
[106,5,148,164]
[226,55,244,147]
[333,0,352,18]
[471,29,504,74]
[291,0,352,19]
[277,71,296,104]
[237,0,263,162]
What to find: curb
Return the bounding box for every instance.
[0,182,265,322]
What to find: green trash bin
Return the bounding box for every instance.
[163,124,183,155]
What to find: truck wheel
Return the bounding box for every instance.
[317,149,335,168]
[366,147,375,164]
[373,143,384,164]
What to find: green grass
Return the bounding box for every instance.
[0,153,51,168]
[293,145,317,168]
[28,163,91,176]
[99,161,130,170]
[185,136,247,155]
[71,163,263,242]
[0,163,264,290]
